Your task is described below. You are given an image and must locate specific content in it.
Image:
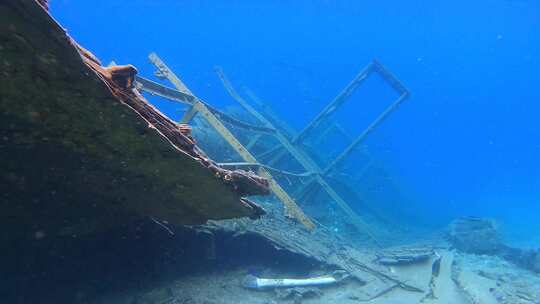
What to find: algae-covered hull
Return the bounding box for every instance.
[0,0,267,241]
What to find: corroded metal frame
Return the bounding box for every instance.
[215,60,409,245]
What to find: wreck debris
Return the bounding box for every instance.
[451,254,502,304]
[136,49,410,239]
[213,63,409,243]
[498,246,540,273]
[420,252,442,302]
[215,67,396,243]
[448,217,540,276]
[448,216,502,254]
[274,287,323,303]
[202,205,426,300]
[375,245,435,266]
[533,251,540,272]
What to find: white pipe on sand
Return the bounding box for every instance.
[242,270,349,290]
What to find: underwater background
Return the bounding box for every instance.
[50,0,540,247]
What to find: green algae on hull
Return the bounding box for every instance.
[0,0,266,240]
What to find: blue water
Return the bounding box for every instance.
[51,1,540,245]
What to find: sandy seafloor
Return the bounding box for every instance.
[94,248,540,304]
[82,204,540,304]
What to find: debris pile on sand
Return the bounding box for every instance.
[448,216,501,254]
[453,253,540,304]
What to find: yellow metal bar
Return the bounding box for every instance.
[135,76,195,105]
[149,52,193,96]
[180,106,198,123]
[149,53,315,230]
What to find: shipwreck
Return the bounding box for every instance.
[4,2,539,304]
[0,0,268,242]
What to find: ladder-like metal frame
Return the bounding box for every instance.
[295,60,410,176]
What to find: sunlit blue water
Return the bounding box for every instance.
[51,0,540,247]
